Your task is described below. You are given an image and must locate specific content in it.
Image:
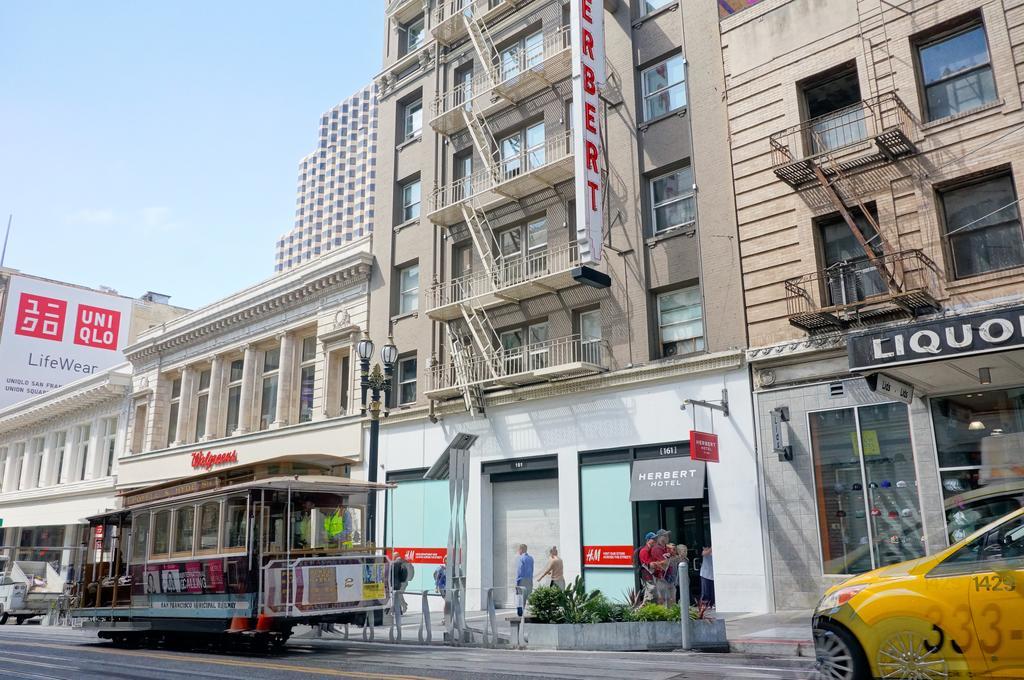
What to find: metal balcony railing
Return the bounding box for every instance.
[429,28,572,134]
[769,93,918,188]
[427,242,581,314]
[785,249,942,332]
[432,0,516,45]
[428,130,574,223]
[428,334,611,394]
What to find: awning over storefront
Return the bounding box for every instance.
[629,457,706,501]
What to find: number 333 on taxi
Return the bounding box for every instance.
[813,507,1024,679]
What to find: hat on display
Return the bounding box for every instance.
[896,481,908,488]
[943,478,965,492]
[901,508,914,518]
[855,510,865,519]
[644,532,657,541]
[952,528,968,542]
[889,535,903,544]
[881,480,892,488]
[869,482,879,489]
[852,483,863,491]
[859,537,869,545]
[871,507,882,517]
[888,510,899,520]
[836,510,847,518]
[834,483,846,493]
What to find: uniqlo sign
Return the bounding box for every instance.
[690,430,720,463]
[0,275,133,408]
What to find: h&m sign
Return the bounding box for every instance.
[849,305,1024,371]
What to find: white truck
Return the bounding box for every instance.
[0,561,65,625]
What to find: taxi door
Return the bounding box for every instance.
[966,513,1024,678]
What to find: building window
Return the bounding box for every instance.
[226,359,244,434]
[259,347,281,431]
[102,417,118,476]
[642,53,686,120]
[809,403,924,575]
[657,286,704,357]
[641,0,675,15]
[397,356,417,405]
[817,207,886,305]
[194,368,211,441]
[940,173,1024,279]
[403,98,423,141]
[9,443,24,490]
[401,179,421,222]
[499,122,545,179]
[500,30,544,82]
[166,377,182,447]
[577,308,602,363]
[0,446,6,491]
[75,425,90,481]
[650,165,695,234]
[802,66,865,153]
[27,436,44,488]
[499,321,550,373]
[398,263,420,315]
[918,22,997,122]
[454,153,473,201]
[299,336,317,423]
[53,431,67,485]
[402,15,425,54]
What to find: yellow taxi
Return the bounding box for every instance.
[813,507,1024,679]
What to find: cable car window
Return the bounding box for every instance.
[131,512,150,563]
[152,509,171,557]
[173,506,196,555]
[198,502,220,553]
[223,496,247,550]
[290,492,364,550]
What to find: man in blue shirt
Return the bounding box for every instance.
[515,544,534,614]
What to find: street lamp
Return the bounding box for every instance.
[358,330,398,545]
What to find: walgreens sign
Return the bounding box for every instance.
[571,0,606,265]
[0,275,133,408]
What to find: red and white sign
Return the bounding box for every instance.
[583,545,633,567]
[386,547,448,564]
[191,449,239,470]
[571,0,606,265]
[0,275,134,408]
[690,430,720,463]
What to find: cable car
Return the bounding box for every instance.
[71,455,392,650]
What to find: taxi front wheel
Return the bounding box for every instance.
[870,616,962,680]
[813,622,870,680]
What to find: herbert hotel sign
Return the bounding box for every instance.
[571,0,606,265]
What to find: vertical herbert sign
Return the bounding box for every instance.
[571,0,606,265]
[0,275,133,408]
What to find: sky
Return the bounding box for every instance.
[0,1,383,309]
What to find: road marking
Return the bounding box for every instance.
[0,639,437,679]
[1,655,75,671]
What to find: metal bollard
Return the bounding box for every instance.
[679,560,691,651]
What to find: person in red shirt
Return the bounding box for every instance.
[637,532,658,604]
[649,529,672,604]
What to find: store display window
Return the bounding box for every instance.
[810,402,925,575]
[931,389,1024,544]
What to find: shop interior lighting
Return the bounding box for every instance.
[969,419,986,431]
[979,367,992,385]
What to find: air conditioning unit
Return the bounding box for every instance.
[663,341,688,358]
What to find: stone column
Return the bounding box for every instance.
[84,418,102,481]
[234,345,259,435]
[202,355,226,442]
[272,332,296,428]
[40,432,56,487]
[173,366,197,446]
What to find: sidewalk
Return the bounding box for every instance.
[719,609,815,658]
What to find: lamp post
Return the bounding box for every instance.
[358,330,398,545]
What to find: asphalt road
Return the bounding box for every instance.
[0,625,816,680]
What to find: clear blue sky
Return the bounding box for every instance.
[0,2,382,309]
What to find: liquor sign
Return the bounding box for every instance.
[386,547,448,564]
[848,304,1024,371]
[583,545,633,567]
[571,0,606,265]
[690,430,719,463]
[0,275,133,409]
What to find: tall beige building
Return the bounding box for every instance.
[275,84,378,272]
[722,0,1024,609]
[368,0,770,612]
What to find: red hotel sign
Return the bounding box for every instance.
[690,430,720,463]
[387,548,448,565]
[570,0,606,265]
[191,449,239,470]
[583,545,633,567]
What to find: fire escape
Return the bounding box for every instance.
[425,0,606,416]
[772,0,941,334]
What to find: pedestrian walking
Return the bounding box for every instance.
[700,546,715,609]
[514,544,534,614]
[536,546,565,589]
[390,554,414,614]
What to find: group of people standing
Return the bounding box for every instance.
[514,544,565,612]
[637,529,715,608]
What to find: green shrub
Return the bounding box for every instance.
[528,586,564,624]
[626,603,679,622]
[560,576,604,623]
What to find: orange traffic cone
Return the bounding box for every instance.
[227,616,252,633]
[255,612,273,633]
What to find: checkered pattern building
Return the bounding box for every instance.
[275,84,378,272]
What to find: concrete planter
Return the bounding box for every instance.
[525,618,728,651]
